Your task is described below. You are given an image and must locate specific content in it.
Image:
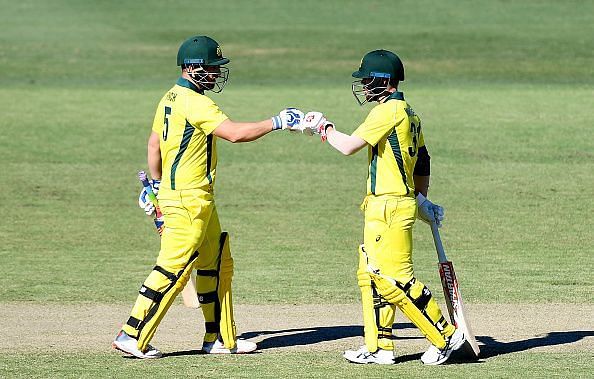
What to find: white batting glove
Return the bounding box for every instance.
[300,111,327,137]
[318,121,335,142]
[416,193,445,227]
[138,179,160,216]
[271,108,304,131]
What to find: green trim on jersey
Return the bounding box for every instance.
[170,120,196,190]
[370,145,379,195]
[387,131,410,195]
[387,91,405,101]
[176,77,203,94]
[206,134,213,184]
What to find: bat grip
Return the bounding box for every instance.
[430,221,449,263]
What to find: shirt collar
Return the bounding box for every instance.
[176,77,203,94]
[386,91,404,101]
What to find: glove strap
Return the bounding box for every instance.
[271,116,282,130]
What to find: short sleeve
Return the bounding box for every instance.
[352,103,402,146]
[151,102,164,134]
[187,96,229,135]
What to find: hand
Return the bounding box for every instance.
[416,193,445,227]
[154,215,165,236]
[138,179,160,216]
[318,121,335,142]
[271,108,304,131]
[300,111,327,137]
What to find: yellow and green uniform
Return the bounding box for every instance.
[352,91,454,352]
[153,77,228,191]
[122,78,237,352]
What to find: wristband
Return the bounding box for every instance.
[271,116,282,130]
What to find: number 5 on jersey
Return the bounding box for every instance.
[163,106,172,141]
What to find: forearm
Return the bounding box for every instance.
[414,175,430,196]
[231,120,274,142]
[214,119,274,143]
[147,132,162,180]
[326,128,367,155]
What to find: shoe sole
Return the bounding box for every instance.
[344,359,394,365]
[343,353,394,365]
[112,341,162,359]
[203,347,257,354]
[422,333,467,366]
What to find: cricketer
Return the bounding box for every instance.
[112,35,304,358]
[302,50,466,365]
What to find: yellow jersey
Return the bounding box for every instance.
[353,92,425,197]
[151,77,228,191]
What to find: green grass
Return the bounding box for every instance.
[0,352,591,379]
[2,85,592,304]
[0,0,593,376]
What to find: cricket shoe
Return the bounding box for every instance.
[343,346,395,365]
[202,338,257,354]
[112,330,162,359]
[421,329,466,365]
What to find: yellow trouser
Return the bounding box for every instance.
[359,194,454,352]
[121,188,236,352]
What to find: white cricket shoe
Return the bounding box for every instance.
[343,346,395,365]
[202,338,257,354]
[421,329,466,365]
[112,330,162,359]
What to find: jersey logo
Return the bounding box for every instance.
[166,91,177,102]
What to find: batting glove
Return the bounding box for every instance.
[416,193,445,227]
[318,121,335,142]
[138,179,160,216]
[299,111,326,137]
[271,108,304,131]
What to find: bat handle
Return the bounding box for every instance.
[430,221,449,263]
[138,170,164,221]
[138,171,151,188]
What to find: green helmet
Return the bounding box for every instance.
[176,35,230,66]
[352,49,404,81]
[351,49,404,105]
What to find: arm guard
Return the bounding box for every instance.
[414,146,431,176]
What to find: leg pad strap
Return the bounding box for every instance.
[198,291,218,304]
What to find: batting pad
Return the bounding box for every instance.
[124,253,199,352]
[217,232,236,348]
[369,271,448,349]
[197,232,236,348]
[358,245,396,352]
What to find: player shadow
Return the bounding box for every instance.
[162,322,422,360]
[475,330,594,359]
[239,321,421,351]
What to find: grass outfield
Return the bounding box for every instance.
[1,0,593,377]
[1,352,591,379]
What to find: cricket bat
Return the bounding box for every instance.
[430,221,480,358]
[138,171,200,309]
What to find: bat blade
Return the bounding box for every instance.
[180,270,200,309]
[439,260,480,357]
[431,222,480,358]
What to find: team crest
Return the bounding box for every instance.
[217,46,222,57]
